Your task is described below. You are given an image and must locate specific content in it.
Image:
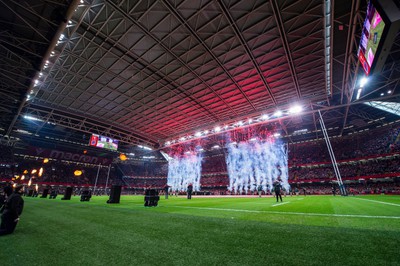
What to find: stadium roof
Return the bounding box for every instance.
[1,0,399,150]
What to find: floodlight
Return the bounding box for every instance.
[195,132,201,137]
[214,126,221,132]
[356,88,362,100]
[274,110,283,117]
[360,77,368,88]
[289,105,302,114]
[261,114,269,120]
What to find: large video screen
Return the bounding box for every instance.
[89,134,118,151]
[358,1,386,75]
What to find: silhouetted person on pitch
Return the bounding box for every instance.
[257,185,263,197]
[4,182,13,198]
[274,180,283,202]
[164,184,170,199]
[0,185,24,236]
[187,183,193,200]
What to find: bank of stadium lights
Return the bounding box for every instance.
[23,115,44,122]
[164,104,303,146]
[380,90,393,97]
[273,133,281,138]
[137,145,152,151]
[273,110,283,117]
[43,60,50,69]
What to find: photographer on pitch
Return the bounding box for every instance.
[0,185,24,236]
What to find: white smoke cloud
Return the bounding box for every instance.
[226,140,288,194]
[167,153,202,192]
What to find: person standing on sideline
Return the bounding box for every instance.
[257,185,263,197]
[273,180,283,202]
[0,185,24,236]
[187,183,193,200]
[164,184,170,199]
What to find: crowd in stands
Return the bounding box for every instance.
[117,161,167,177]
[1,124,399,195]
[201,155,227,173]
[200,174,228,188]
[289,156,400,181]
[0,145,14,164]
[289,125,400,165]
[290,180,400,195]
[122,177,165,189]
[0,157,120,187]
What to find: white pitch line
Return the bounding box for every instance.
[353,197,400,207]
[272,202,290,207]
[169,205,400,219]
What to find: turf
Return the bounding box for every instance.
[1,195,399,266]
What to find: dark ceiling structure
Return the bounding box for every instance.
[0,0,399,152]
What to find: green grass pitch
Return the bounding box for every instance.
[1,195,399,265]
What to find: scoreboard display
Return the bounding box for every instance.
[358,0,400,76]
[89,134,118,151]
[358,1,386,75]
